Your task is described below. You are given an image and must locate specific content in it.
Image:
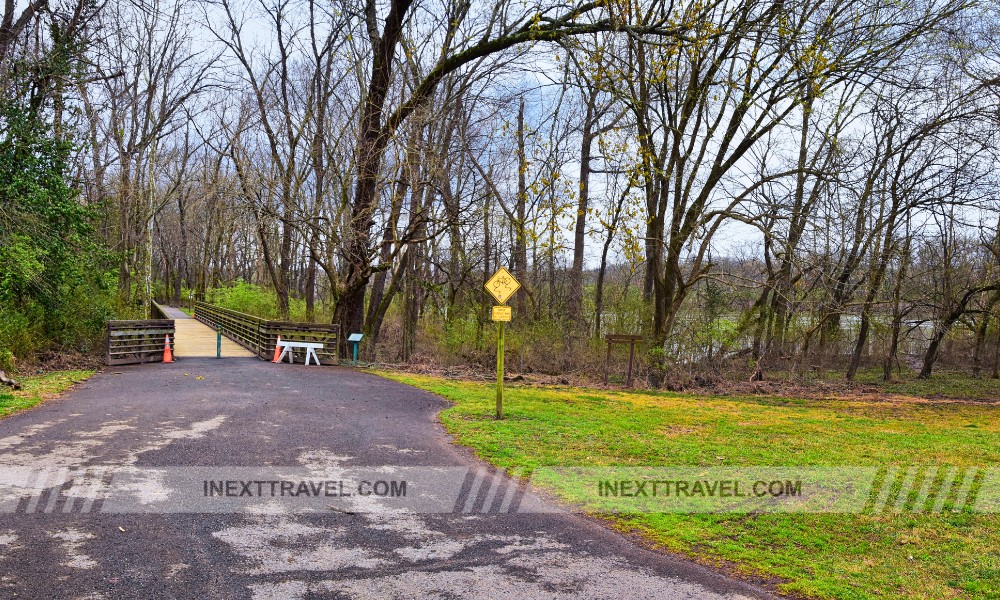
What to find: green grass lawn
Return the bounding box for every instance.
[0,370,95,419]
[378,371,1000,599]
[792,367,1000,401]
[875,372,1000,402]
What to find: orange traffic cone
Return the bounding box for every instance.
[163,334,174,363]
[272,336,282,363]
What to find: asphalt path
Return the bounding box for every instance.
[0,358,776,599]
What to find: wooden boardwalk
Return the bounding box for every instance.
[159,306,255,358]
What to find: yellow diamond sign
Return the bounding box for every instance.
[485,267,520,305]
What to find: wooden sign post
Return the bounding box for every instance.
[485,267,520,419]
[604,334,643,387]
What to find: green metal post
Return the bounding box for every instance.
[217,325,222,359]
[496,320,504,419]
[352,342,358,366]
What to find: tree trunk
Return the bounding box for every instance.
[483,175,492,320]
[305,253,316,322]
[883,252,909,381]
[771,95,813,353]
[402,129,429,361]
[992,318,1000,379]
[568,98,595,326]
[973,293,999,377]
[919,286,998,378]
[595,227,613,338]
[846,312,871,380]
[173,189,187,305]
[513,98,528,317]
[337,0,413,333]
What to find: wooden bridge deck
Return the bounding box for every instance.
[159,306,255,358]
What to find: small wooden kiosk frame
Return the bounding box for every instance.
[604,334,643,387]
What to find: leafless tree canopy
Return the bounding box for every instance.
[5,0,1000,380]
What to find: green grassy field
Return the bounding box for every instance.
[378,371,1000,599]
[875,373,1000,402]
[800,368,1000,401]
[0,370,95,420]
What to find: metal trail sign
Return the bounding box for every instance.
[485,267,520,305]
[485,267,520,419]
[491,305,512,322]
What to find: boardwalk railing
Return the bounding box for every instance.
[150,300,171,320]
[193,301,340,365]
[106,319,175,366]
